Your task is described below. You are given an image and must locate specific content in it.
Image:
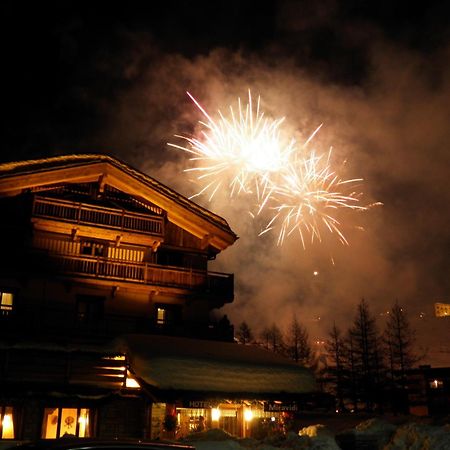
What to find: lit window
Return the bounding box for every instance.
[156,307,167,325]
[0,406,15,439]
[211,408,221,422]
[430,379,444,389]
[0,292,14,316]
[155,304,180,327]
[41,407,92,439]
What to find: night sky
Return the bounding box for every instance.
[2,1,449,364]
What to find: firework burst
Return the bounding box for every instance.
[259,149,367,248]
[168,91,295,201]
[170,91,374,247]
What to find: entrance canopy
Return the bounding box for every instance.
[115,335,316,397]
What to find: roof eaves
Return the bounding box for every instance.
[0,154,238,240]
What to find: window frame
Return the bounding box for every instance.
[76,295,105,325]
[154,303,181,328]
[80,239,108,257]
[41,406,94,439]
[0,290,15,317]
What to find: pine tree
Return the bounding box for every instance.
[236,321,253,345]
[260,323,284,354]
[345,332,359,411]
[324,322,346,410]
[347,298,384,412]
[384,301,419,378]
[383,301,421,413]
[286,315,312,366]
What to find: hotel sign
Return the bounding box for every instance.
[264,401,298,412]
[182,400,211,409]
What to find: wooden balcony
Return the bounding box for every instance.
[32,195,164,238]
[43,253,234,300]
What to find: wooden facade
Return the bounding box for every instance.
[0,154,238,441]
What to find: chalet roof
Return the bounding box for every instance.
[115,334,316,397]
[0,154,237,250]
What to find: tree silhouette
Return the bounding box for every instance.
[383,301,421,413]
[324,322,346,410]
[347,299,384,411]
[384,301,419,378]
[236,321,253,344]
[286,315,313,366]
[260,323,284,354]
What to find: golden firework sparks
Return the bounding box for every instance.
[170,91,376,247]
[168,91,295,201]
[259,148,367,248]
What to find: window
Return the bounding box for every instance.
[155,304,181,327]
[76,295,105,324]
[0,292,14,316]
[41,407,92,438]
[430,379,444,389]
[157,250,184,268]
[80,241,106,257]
[156,307,167,325]
[0,406,15,439]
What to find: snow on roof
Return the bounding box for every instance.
[0,153,237,240]
[114,334,316,396]
[0,339,117,354]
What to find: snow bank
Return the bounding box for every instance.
[184,427,340,450]
[183,420,450,450]
[335,418,395,449]
[384,422,450,450]
[298,425,340,449]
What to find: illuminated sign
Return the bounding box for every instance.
[264,402,298,412]
[182,400,211,409]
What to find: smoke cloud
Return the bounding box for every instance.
[97,39,450,341]
[4,3,449,363]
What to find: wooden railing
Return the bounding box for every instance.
[32,196,164,237]
[49,253,233,297]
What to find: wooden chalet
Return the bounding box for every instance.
[0,154,315,441]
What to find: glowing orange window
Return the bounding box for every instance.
[0,406,15,439]
[41,407,92,439]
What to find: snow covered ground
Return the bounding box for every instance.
[1,418,448,450]
[182,419,450,450]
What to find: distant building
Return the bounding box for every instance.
[406,366,450,416]
[434,302,450,317]
[0,155,315,441]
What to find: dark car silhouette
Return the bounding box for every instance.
[5,439,195,450]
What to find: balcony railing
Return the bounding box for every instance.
[32,196,164,237]
[45,253,233,299]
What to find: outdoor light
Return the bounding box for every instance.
[211,408,221,421]
[126,377,141,388]
[244,409,253,422]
